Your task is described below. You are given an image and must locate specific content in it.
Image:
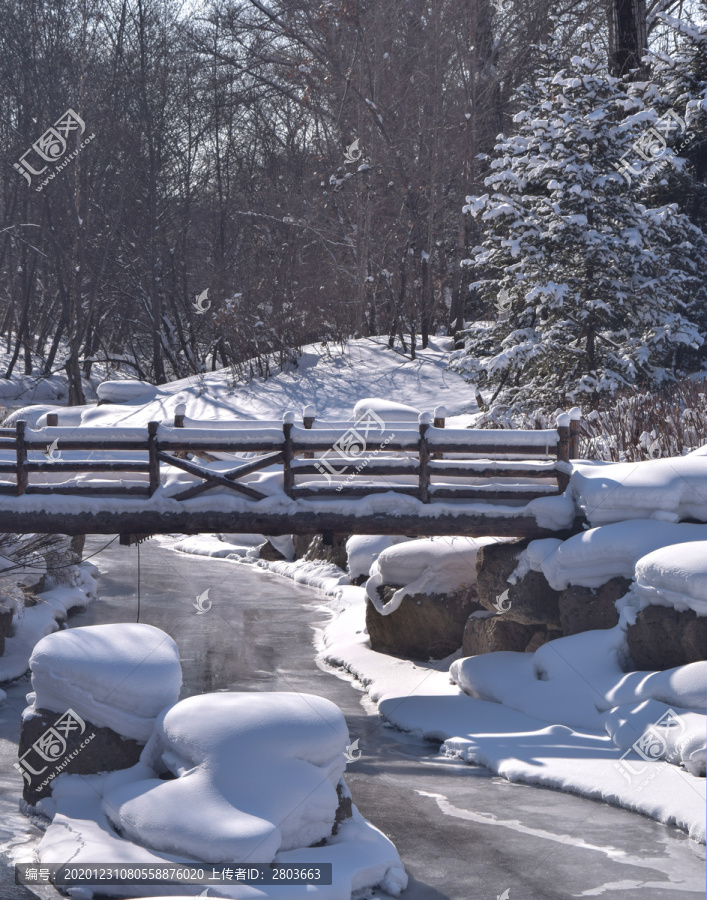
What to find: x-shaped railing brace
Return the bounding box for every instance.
[161,452,281,501]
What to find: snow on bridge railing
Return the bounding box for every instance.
[0,407,582,504]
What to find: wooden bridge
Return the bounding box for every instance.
[0,407,583,539]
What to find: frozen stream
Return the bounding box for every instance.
[1,535,705,899]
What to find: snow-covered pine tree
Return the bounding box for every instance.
[451,25,707,410]
[632,14,707,365]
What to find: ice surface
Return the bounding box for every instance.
[27,624,182,741]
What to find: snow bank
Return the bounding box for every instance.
[366,536,508,616]
[26,624,182,741]
[631,541,707,616]
[0,563,98,685]
[37,693,407,899]
[320,585,706,843]
[172,533,264,559]
[571,455,707,526]
[520,520,707,590]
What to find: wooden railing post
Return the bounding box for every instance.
[172,403,187,460]
[432,405,445,460]
[302,405,315,460]
[16,420,27,496]
[569,407,581,459]
[46,413,58,427]
[556,411,571,492]
[147,421,160,496]
[418,412,431,503]
[283,411,295,498]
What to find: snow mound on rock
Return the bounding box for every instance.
[631,541,707,616]
[521,521,707,590]
[571,456,707,526]
[27,624,182,741]
[366,536,508,616]
[346,535,410,581]
[102,692,349,863]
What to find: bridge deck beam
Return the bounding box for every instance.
[0,510,586,539]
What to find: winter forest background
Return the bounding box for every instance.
[1,0,706,416]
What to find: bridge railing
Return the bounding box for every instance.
[0,408,582,504]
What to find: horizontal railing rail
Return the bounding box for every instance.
[0,407,582,504]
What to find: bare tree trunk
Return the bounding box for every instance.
[608,0,648,76]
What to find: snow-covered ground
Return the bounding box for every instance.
[5,337,477,430]
[1,334,706,897]
[172,526,707,844]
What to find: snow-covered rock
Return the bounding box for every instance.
[570,456,707,527]
[102,692,348,862]
[37,692,408,899]
[366,536,505,616]
[631,541,707,616]
[345,535,410,582]
[26,624,182,742]
[521,520,707,590]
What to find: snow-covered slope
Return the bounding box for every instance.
[68,337,477,429]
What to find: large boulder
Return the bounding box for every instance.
[463,612,561,655]
[476,539,561,628]
[17,708,144,803]
[19,624,182,804]
[305,533,348,570]
[366,584,483,659]
[558,577,627,636]
[627,606,707,670]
